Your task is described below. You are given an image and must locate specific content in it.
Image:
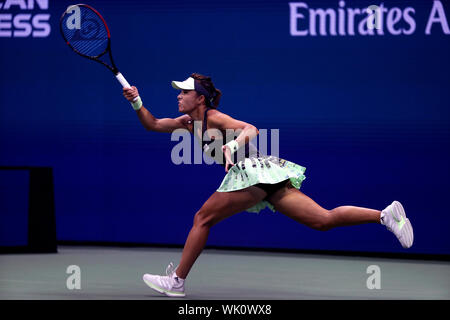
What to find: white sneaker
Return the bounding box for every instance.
[143,262,185,297]
[381,201,414,249]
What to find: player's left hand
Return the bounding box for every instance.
[222,145,234,173]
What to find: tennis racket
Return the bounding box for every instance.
[60,4,139,101]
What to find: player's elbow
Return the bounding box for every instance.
[243,125,259,143]
[141,121,157,132]
[144,117,161,132]
[248,125,259,136]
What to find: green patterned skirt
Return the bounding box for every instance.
[216,155,306,213]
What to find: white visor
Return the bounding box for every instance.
[171,77,195,90]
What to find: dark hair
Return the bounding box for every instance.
[191,73,222,109]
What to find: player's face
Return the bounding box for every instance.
[177,90,201,113]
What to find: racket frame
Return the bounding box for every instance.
[60,3,137,95]
[60,4,119,75]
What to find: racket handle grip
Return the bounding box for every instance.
[116,72,131,88]
[116,72,139,102]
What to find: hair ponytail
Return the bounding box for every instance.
[211,88,222,108]
[190,73,221,109]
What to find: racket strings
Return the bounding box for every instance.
[62,6,109,58]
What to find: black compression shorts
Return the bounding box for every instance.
[254,179,290,200]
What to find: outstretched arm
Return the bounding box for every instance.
[123,86,190,133]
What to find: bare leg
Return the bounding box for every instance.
[176,186,267,279]
[268,185,381,231]
[325,206,381,228]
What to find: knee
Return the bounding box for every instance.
[193,208,216,229]
[312,210,334,232]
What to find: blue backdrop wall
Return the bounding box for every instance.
[1,0,449,255]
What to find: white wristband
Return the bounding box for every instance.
[131,96,143,111]
[225,140,239,155]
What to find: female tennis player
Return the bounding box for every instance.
[123,73,414,297]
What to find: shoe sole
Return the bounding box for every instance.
[392,201,414,249]
[143,277,186,298]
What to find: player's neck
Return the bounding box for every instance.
[187,105,207,121]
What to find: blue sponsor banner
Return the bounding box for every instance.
[0,0,449,254]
